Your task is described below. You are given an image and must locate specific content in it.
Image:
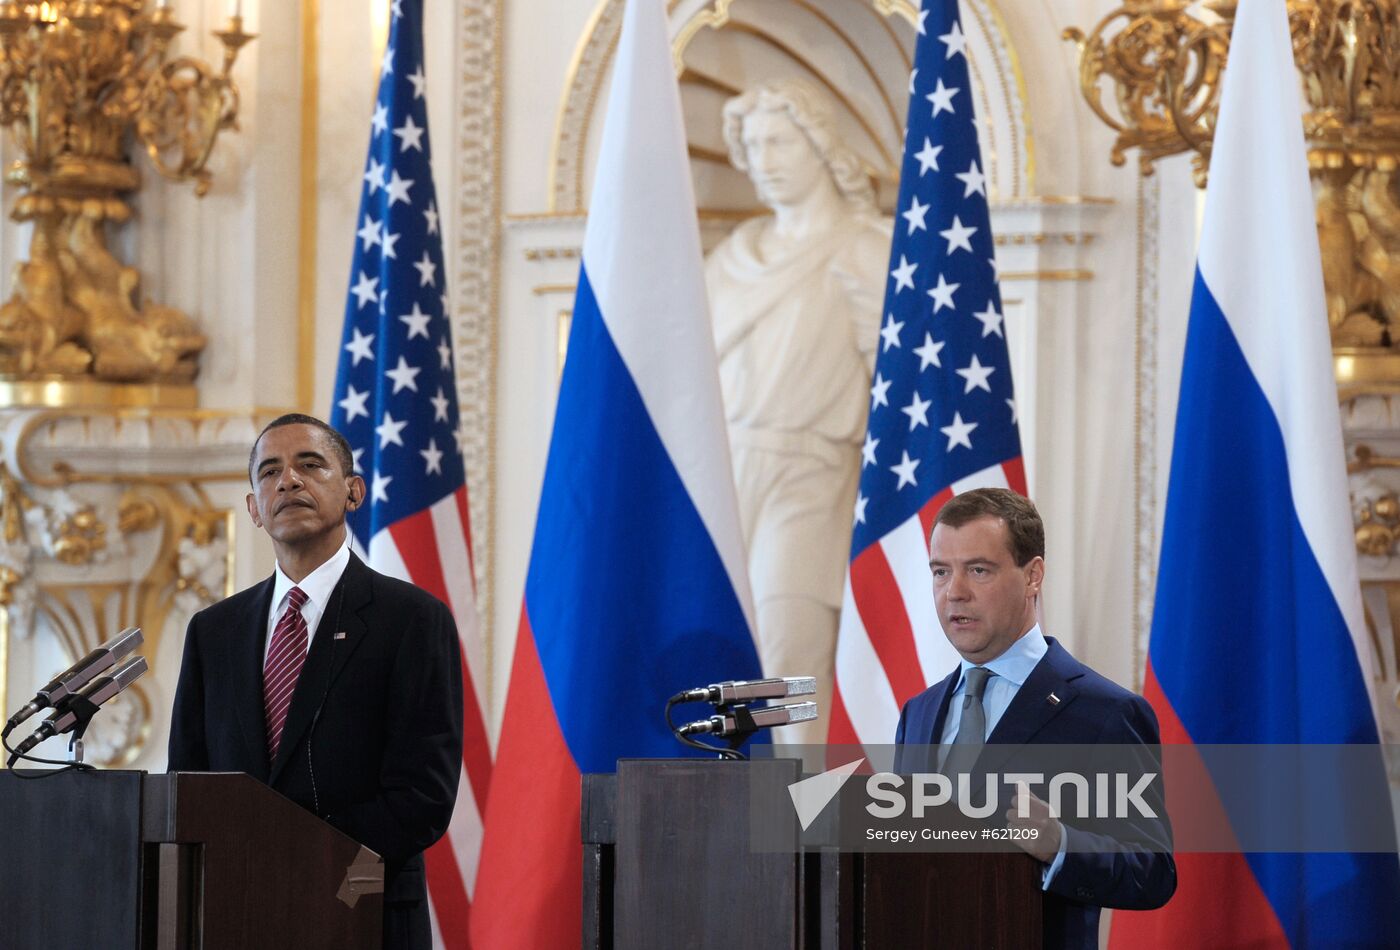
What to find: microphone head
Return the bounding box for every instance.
[102,627,144,661]
[780,677,817,698]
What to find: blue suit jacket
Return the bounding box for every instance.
[894,637,1176,950]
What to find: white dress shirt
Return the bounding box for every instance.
[263,535,352,665]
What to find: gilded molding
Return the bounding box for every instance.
[0,408,254,766]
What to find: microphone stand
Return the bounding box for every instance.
[664,695,759,761]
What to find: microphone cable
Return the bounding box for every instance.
[664,694,745,761]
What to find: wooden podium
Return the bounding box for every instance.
[583,759,1041,949]
[0,770,382,949]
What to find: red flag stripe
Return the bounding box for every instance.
[424,833,473,948]
[388,514,492,816]
[849,542,930,707]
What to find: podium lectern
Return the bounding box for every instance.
[0,770,382,950]
[583,759,1042,950]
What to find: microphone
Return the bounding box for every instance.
[3,627,143,736]
[675,676,817,705]
[678,701,818,737]
[10,655,149,758]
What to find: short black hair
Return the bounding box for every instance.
[933,487,1044,566]
[249,413,355,485]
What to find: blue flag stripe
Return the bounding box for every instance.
[524,266,763,774]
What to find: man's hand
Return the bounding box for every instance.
[1005,789,1063,864]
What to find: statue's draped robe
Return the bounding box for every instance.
[705,213,888,730]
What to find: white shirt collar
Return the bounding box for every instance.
[271,532,352,616]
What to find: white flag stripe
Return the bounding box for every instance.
[835,577,901,741]
[879,515,960,690]
[429,496,488,713]
[952,461,1010,495]
[445,762,485,895]
[367,528,412,583]
[1195,0,1374,695]
[580,0,756,643]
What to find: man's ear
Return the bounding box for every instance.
[246,492,262,528]
[345,474,367,511]
[1024,556,1045,597]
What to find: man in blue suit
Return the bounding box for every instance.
[894,487,1175,949]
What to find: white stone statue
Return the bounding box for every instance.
[705,80,889,742]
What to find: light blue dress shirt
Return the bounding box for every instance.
[936,624,1068,887]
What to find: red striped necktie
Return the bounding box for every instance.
[264,585,309,762]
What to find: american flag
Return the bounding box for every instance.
[829,0,1026,746]
[330,0,490,944]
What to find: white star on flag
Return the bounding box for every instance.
[385,169,414,207]
[371,102,389,136]
[430,387,451,422]
[880,314,904,351]
[345,328,376,365]
[400,303,432,339]
[914,332,945,369]
[376,411,408,448]
[862,432,879,467]
[955,160,986,197]
[927,273,960,312]
[338,385,370,422]
[940,20,967,59]
[890,254,918,293]
[901,391,933,431]
[382,230,401,260]
[956,353,996,393]
[371,471,392,503]
[973,301,1004,337]
[364,158,386,194]
[854,493,869,524]
[940,215,977,254]
[420,438,444,475]
[940,412,978,451]
[414,251,437,287]
[891,450,921,488]
[926,78,959,116]
[901,195,930,235]
[407,65,427,99]
[871,371,892,409]
[351,272,380,310]
[394,114,425,153]
[357,215,382,251]
[914,138,943,175]
[386,356,422,394]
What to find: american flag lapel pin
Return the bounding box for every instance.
[1047,692,1060,706]
[334,631,347,641]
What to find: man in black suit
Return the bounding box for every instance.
[894,488,1174,949]
[169,414,464,950]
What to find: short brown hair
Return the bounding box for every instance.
[933,488,1044,566]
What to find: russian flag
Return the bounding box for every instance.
[1110,1,1400,946]
[469,0,762,946]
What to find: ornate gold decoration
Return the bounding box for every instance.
[0,1,253,389]
[0,407,256,765]
[1066,1,1400,353]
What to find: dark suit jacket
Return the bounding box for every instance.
[894,637,1176,950]
[168,553,464,950]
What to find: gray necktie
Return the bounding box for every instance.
[942,666,993,775]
